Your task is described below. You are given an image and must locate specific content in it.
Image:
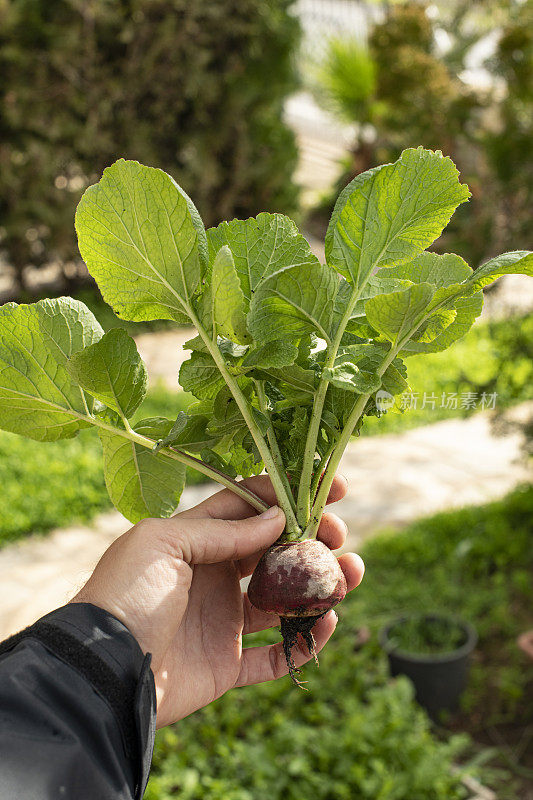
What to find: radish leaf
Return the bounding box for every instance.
[325,148,470,288]
[207,213,318,305]
[99,427,186,523]
[0,298,103,441]
[69,328,147,419]
[211,246,251,344]
[75,159,208,324]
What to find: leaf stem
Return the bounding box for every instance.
[90,415,269,513]
[254,380,296,514]
[296,285,362,527]
[304,345,397,538]
[187,307,301,535]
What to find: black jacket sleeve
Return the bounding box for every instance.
[0,603,156,800]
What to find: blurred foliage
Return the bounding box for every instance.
[470,313,533,406]
[147,486,533,800]
[311,1,532,267]
[0,0,299,296]
[1,312,531,546]
[149,664,470,800]
[314,38,376,123]
[483,0,533,254]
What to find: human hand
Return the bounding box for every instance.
[71,475,364,727]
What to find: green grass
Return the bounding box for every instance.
[1,313,530,546]
[147,487,533,800]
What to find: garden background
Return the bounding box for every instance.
[0,1,532,798]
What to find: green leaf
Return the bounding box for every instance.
[277,406,309,487]
[99,427,186,523]
[374,252,483,354]
[0,298,103,441]
[335,273,413,336]
[154,411,217,453]
[323,363,382,394]
[248,261,339,343]
[241,340,298,370]
[381,360,409,397]
[414,309,457,343]
[218,340,249,359]
[335,343,408,396]
[179,352,226,400]
[75,159,208,324]
[199,448,238,479]
[69,328,147,418]
[402,293,483,355]
[225,442,263,479]
[468,250,533,291]
[261,363,317,395]
[365,283,435,344]
[398,250,532,355]
[325,147,470,287]
[206,213,318,306]
[324,384,359,428]
[376,251,472,288]
[134,417,174,439]
[211,245,251,344]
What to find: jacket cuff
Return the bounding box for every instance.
[0,602,156,800]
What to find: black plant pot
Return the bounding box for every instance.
[379,614,478,718]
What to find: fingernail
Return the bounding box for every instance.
[258,505,281,519]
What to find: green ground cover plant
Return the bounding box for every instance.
[146,486,532,800]
[353,485,533,729]
[383,615,468,656]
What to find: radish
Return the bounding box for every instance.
[248,540,347,684]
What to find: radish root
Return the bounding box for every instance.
[280,613,325,688]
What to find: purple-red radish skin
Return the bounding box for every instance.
[248,540,347,618]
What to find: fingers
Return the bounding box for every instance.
[163,506,286,564]
[316,512,347,551]
[338,552,365,591]
[242,594,280,635]
[179,474,348,522]
[235,610,338,688]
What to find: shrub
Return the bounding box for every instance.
[0,0,299,296]
[310,1,532,267]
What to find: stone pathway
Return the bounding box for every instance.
[135,327,196,389]
[0,405,530,641]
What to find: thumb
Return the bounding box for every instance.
[172,506,286,564]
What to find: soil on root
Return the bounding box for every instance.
[280,613,326,687]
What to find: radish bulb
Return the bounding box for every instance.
[248,540,347,685]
